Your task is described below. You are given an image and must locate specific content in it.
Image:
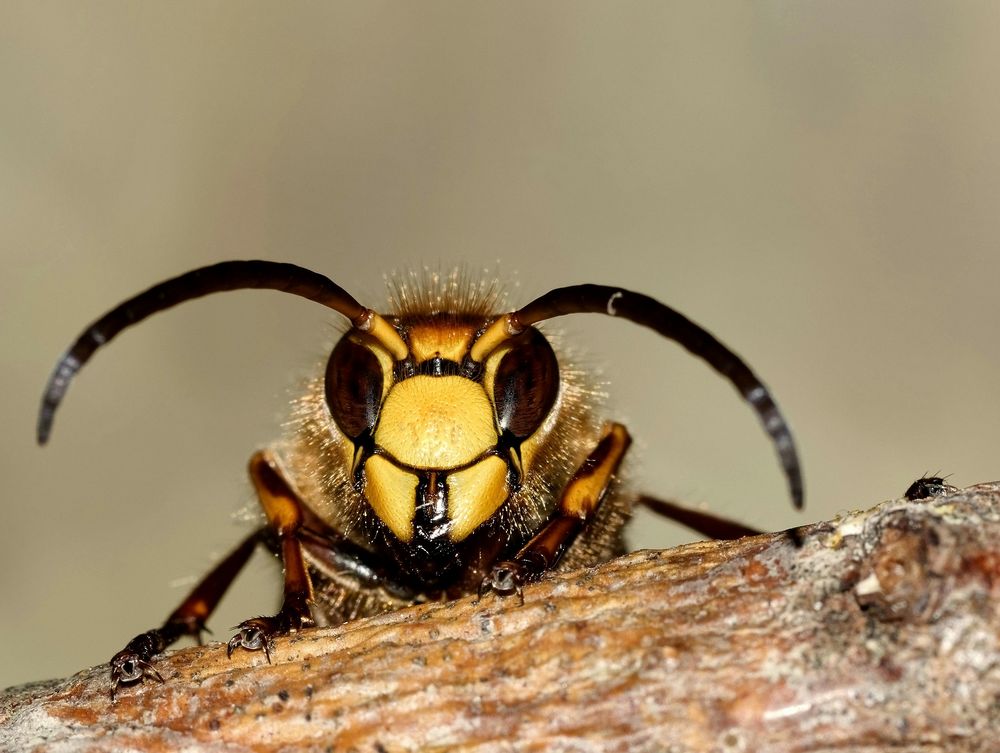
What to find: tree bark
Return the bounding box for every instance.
[3,483,999,752]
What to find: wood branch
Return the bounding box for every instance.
[4,484,1000,752]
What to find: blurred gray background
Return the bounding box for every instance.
[3,2,999,689]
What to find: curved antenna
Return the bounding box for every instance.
[473,284,804,510]
[38,260,407,445]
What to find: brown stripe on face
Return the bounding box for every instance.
[406,323,476,364]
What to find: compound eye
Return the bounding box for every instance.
[325,336,385,440]
[492,328,559,440]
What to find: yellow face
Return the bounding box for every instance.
[323,319,560,549]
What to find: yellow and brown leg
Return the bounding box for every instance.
[225,450,315,662]
[109,528,260,699]
[481,423,632,602]
[108,449,314,697]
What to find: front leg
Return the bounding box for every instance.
[226,450,315,662]
[481,423,631,601]
[110,529,260,699]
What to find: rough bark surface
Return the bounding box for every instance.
[3,484,1000,753]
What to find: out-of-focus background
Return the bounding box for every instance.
[3,3,999,689]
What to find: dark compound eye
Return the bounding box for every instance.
[492,328,560,440]
[325,335,385,440]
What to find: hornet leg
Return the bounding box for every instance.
[109,528,261,699]
[481,423,631,601]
